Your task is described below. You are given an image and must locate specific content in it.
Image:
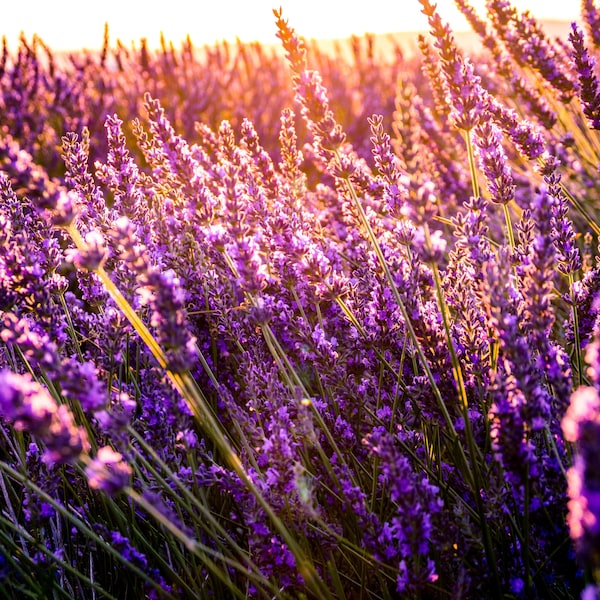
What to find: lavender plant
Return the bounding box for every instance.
[0,1,599,598]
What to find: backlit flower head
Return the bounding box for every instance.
[0,370,88,465]
[85,446,132,495]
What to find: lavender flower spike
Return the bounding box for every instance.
[0,370,88,465]
[582,0,600,49]
[419,0,485,131]
[109,216,197,372]
[569,23,600,130]
[562,385,600,576]
[85,446,132,495]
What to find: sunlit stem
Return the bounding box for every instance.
[502,202,516,254]
[463,129,480,200]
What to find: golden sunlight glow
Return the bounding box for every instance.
[3,0,581,51]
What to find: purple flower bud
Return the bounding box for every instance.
[66,230,108,271]
[0,370,88,465]
[563,382,600,572]
[85,446,132,495]
[50,190,79,227]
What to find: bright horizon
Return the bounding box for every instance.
[3,1,583,51]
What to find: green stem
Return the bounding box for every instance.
[502,202,516,254]
[463,129,480,200]
[568,272,584,387]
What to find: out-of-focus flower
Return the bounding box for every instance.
[85,445,132,495]
[562,387,600,576]
[49,189,79,226]
[0,370,88,465]
[582,0,600,49]
[66,229,108,271]
[413,227,447,263]
[563,386,599,443]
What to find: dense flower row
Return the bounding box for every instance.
[1,1,600,598]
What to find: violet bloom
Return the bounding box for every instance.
[473,119,515,205]
[569,23,600,130]
[368,113,408,217]
[294,69,347,158]
[486,0,575,100]
[278,108,306,192]
[59,360,107,413]
[486,94,546,159]
[539,153,582,275]
[454,0,557,129]
[582,0,600,49]
[0,370,88,465]
[417,35,451,120]
[61,129,106,223]
[365,429,442,594]
[420,0,485,131]
[562,385,600,574]
[85,446,132,495]
[273,7,308,79]
[483,252,550,492]
[96,114,146,220]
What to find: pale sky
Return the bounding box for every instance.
[2,1,582,51]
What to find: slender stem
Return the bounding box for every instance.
[502,202,516,254]
[568,272,584,387]
[463,129,480,200]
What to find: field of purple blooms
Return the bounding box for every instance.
[1,0,600,598]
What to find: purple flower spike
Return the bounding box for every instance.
[66,230,108,271]
[419,0,485,131]
[109,216,197,372]
[473,119,515,205]
[563,385,600,572]
[582,0,600,49]
[85,446,132,495]
[0,370,88,465]
[569,23,600,130]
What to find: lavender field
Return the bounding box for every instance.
[1,0,600,598]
